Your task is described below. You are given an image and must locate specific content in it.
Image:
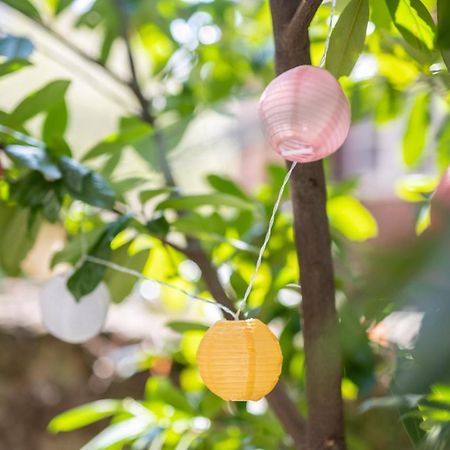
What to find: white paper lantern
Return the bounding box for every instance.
[40,273,110,343]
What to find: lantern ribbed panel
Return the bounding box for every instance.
[197,319,282,401]
[259,65,351,163]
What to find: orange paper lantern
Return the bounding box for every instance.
[197,319,282,401]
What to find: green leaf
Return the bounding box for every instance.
[156,193,254,212]
[104,246,148,303]
[9,80,70,126]
[42,100,70,156]
[145,377,194,413]
[48,400,122,433]
[325,0,369,78]
[9,171,63,221]
[327,195,378,241]
[81,417,152,450]
[0,202,41,276]
[385,0,436,55]
[59,157,115,208]
[111,177,146,198]
[5,145,62,181]
[67,214,132,300]
[437,0,450,70]
[50,0,73,15]
[402,92,430,167]
[139,187,174,204]
[207,174,248,199]
[133,119,192,170]
[374,82,405,124]
[145,214,170,236]
[395,174,437,202]
[0,59,31,77]
[0,35,34,59]
[437,117,450,171]
[2,0,41,19]
[82,117,152,161]
[166,321,209,333]
[437,0,450,48]
[51,226,106,268]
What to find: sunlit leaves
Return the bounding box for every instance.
[327,195,378,241]
[384,0,436,62]
[48,400,123,433]
[46,0,73,15]
[326,0,369,78]
[395,174,437,202]
[81,417,154,450]
[402,91,430,167]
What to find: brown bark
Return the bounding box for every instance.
[269,1,346,449]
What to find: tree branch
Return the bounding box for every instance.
[269,1,346,449]
[114,0,176,188]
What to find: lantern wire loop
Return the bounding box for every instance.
[83,255,237,318]
[236,161,297,319]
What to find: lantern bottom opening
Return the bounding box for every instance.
[279,139,314,161]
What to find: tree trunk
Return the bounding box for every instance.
[268,1,346,449]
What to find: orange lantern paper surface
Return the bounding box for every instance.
[259,65,351,163]
[197,319,282,401]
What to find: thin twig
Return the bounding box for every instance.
[114,0,176,187]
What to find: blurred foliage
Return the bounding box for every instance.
[0,0,449,448]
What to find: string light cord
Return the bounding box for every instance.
[235,161,297,319]
[84,255,236,318]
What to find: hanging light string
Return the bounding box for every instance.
[235,0,337,319]
[76,207,236,318]
[235,162,297,319]
[85,255,236,318]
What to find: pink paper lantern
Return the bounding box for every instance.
[259,65,351,163]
